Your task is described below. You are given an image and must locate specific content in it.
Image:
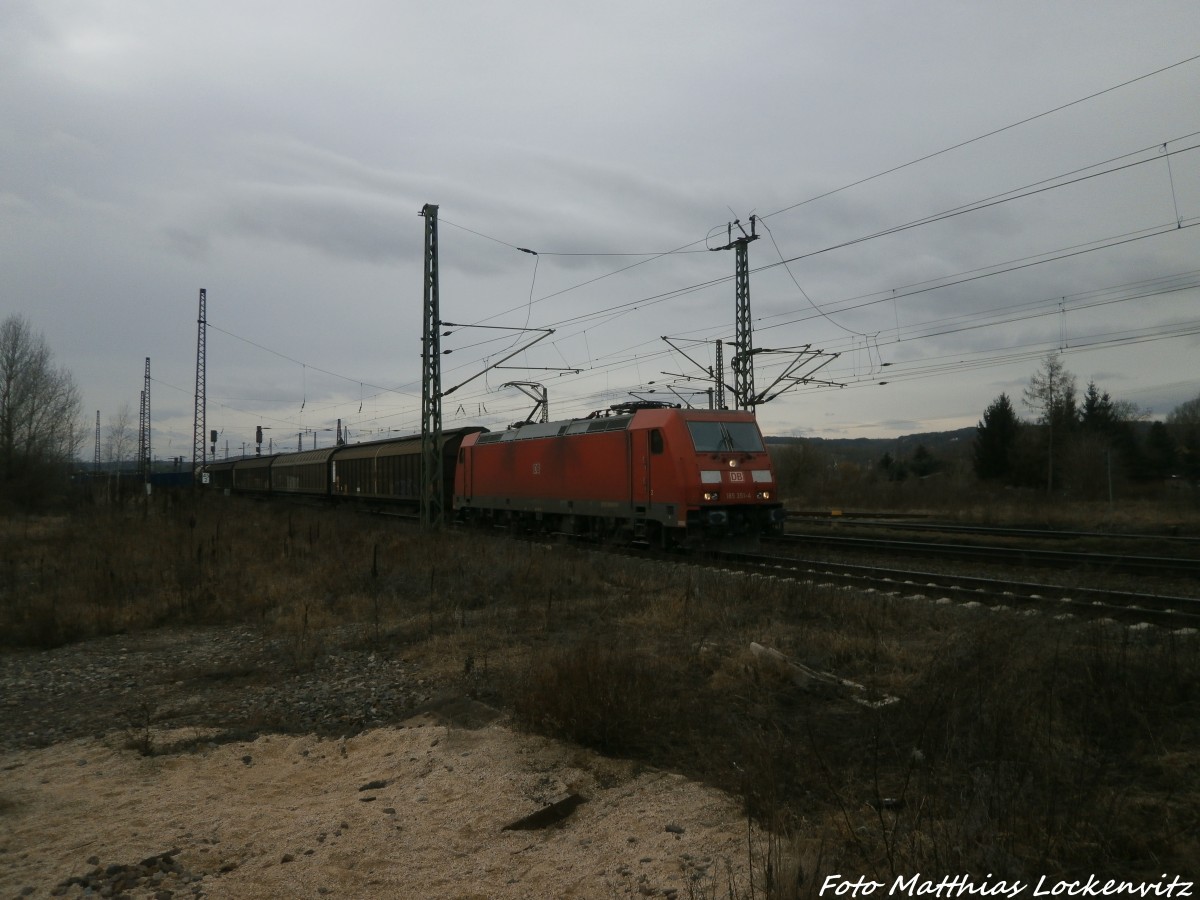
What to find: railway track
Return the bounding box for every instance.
[794,517,1200,545]
[695,547,1200,631]
[767,531,1200,578]
[383,504,1200,628]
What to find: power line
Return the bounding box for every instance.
[442,55,1200,344]
[754,142,1200,277]
[440,217,709,257]
[190,85,1200,435]
[756,218,1200,336]
[759,51,1200,222]
[757,217,871,339]
[462,138,1199,354]
[203,131,1200,435]
[408,248,1200,411]
[475,258,1200,420]
[753,221,1191,329]
[469,213,1198,393]
[205,321,420,401]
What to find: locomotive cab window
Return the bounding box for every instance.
[650,429,664,454]
[687,421,765,453]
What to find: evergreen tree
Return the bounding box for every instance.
[1075,379,1147,484]
[910,444,939,478]
[1079,381,1117,434]
[973,393,1021,481]
[878,451,907,482]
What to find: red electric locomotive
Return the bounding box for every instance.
[454,403,785,545]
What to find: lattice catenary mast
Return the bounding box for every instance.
[714,339,726,410]
[732,218,758,410]
[711,218,759,410]
[419,205,443,528]
[138,357,151,483]
[192,289,207,478]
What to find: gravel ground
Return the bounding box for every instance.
[0,626,449,754]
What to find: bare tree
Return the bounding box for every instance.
[0,315,84,508]
[1023,353,1077,492]
[104,403,136,474]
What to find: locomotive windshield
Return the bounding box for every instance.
[687,421,764,452]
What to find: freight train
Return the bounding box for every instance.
[203,404,785,545]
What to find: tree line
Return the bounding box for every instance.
[974,352,1200,496]
[0,315,178,511]
[0,315,85,510]
[3,312,1198,512]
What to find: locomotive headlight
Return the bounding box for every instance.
[757,491,771,500]
[727,459,738,468]
[703,491,720,501]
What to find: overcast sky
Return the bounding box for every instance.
[3,1,1198,459]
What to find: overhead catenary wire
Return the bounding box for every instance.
[758,51,1200,222]
[205,236,1200,440]
[483,249,1200,419]
[754,218,1200,337]
[440,55,1200,339]
[457,137,1200,350]
[224,119,1198,431]
[751,142,1200,281]
[206,321,420,401]
[756,216,873,340]
[710,265,1200,384]
[753,220,1195,330]
[193,56,1200,440]
[429,264,1200,420]
[440,217,709,257]
[487,213,1200,388]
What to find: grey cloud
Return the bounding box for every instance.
[4,2,1199,444]
[220,182,417,265]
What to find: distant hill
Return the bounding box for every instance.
[766,427,977,467]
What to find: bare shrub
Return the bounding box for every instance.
[513,641,672,755]
[4,495,1198,886]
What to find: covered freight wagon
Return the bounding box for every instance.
[334,427,484,511]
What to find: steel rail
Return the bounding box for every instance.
[767,532,1200,577]
[786,514,1200,545]
[698,548,1200,630]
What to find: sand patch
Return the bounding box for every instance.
[1,720,758,898]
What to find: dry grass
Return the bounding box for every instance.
[2,493,1198,895]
